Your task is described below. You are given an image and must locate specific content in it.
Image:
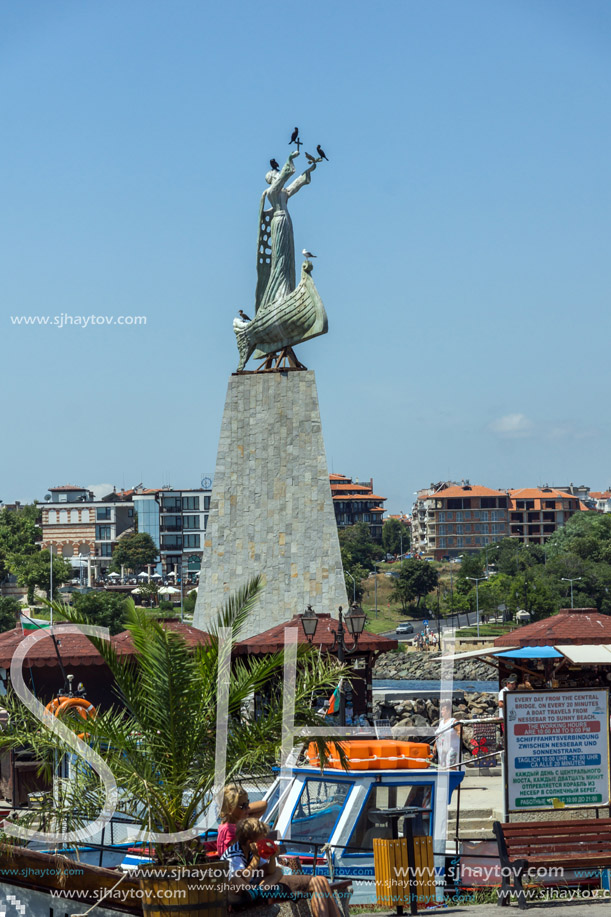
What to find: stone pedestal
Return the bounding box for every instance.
[194,371,347,639]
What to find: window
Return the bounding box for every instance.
[439,537,446,548]
[480,511,488,522]
[456,512,463,522]
[183,515,200,529]
[96,525,111,540]
[70,509,79,523]
[464,511,471,520]
[184,534,200,549]
[59,510,68,524]
[49,510,57,524]
[438,512,445,522]
[182,496,200,511]
[350,784,431,848]
[161,497,181,513]
[204,496,211,512]
[161,535,182,549]
[82,509,90,523]
[96,508,111,520]
[289,780,352,853]
[99,543,112,557]
[446,512,453,521]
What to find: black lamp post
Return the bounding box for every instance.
[331,604,366,726]
[300,604,367,725]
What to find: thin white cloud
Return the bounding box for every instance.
[489,413,534,438]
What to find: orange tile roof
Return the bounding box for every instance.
[332,494,386,502]
[330,483,373,491]
[329,474,350,481]
[433,485,507,499]
[509,488,579,502]
[590,492,611,500]
[49,485,88,492]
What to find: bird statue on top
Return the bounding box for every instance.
[233,145,329,372]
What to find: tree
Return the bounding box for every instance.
[111,533,158,572]
[0,504,41,582]
[0,597,20,633]
[1,578,345,867]
[10,550,72,604]
[338,523,382,572]
[71,591,129,635]
[391,559,439,612]
[344,563,368,602]
[382,519,410,557]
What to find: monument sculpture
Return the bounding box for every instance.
[233,150,328,372]
[194,136,347,639]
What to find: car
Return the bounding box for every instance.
[395,622,414,635]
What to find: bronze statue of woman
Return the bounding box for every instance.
[255,151,317,315]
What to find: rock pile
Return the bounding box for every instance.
[373,650,496,684]
[372,692,499,751]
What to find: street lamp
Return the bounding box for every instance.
[561,577,581,609]
[373,562,380,617]
[345,570,357,603]
[331,604,366,725]
[301,604,319,642]
[467,576,486,638]
[300,604,366,726]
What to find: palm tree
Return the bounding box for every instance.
[2,577,345,865]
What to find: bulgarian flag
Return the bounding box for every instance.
[21,616,50,633]
[327,680,343,715]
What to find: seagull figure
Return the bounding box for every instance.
[290,126,299,144]
[305,152,317,164]
[270,158,280,171]
[302,249,317,259]
[316,144,329,161]
[238,310,251,321]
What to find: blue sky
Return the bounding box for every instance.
[2,0,610,512]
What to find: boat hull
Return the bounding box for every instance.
[234,261,328,371]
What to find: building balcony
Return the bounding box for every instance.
[160,525,182,533]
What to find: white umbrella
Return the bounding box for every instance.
[167,571,177,578]
[131,587,142,595]
[108,572,120,579]
[151,573,162,580]
[137,571,149,579]
[159,586,180,596]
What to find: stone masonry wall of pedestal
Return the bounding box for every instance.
[193,371,348,639]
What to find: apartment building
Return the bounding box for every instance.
[329,474,386,541]
[508,487,582,543]
[411,482,509,559]
[125,485,211,578]
[40,485,134,578]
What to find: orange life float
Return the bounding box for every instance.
[307,739,432,770]
[45,696,97,740]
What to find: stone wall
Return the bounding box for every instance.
[194,371,347,639]
[373,650,497,684]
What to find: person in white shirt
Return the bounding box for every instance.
[434,701,461,768]
[498,674,518,713]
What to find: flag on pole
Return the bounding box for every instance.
[21,616,50,633]
[327,680,343,715]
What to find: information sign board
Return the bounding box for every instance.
[505,688,610,812]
